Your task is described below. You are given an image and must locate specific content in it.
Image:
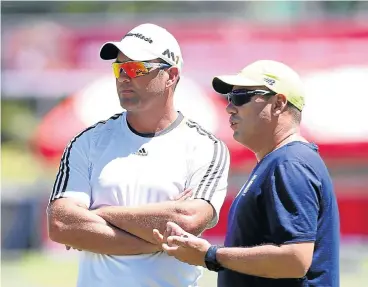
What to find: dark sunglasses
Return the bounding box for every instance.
[227,89,277,107]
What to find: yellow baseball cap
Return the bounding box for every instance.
[212,60,305,111]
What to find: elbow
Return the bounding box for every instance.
[288,266,309,279]
[272,243,313,279]
[290,247,313,278]
[284,256,311,278]
[267,253,310,279]
[179,215,207,236]
[47,217,66,243]
[294,261,310,278]
[47,200,70,244]
[173,203,213,236]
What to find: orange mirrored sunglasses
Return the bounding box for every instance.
[112,61,171,79]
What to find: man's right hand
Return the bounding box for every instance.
[172,189,193,201]
[153,221,193,246]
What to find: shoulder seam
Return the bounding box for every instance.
[185,119,219,143]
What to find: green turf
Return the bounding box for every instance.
[1,250,368,287]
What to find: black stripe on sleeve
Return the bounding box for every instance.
[49,113,122,203]
[186,120,226,199]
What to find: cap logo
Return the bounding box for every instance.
[264,77,275,86]
[263,73,278,86]
[124,33,153,44]
[162,49,180,64]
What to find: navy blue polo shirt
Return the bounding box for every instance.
[218,142,340,287]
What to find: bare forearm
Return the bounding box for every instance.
[48,200,160,255]
[59,222,159,255]
[95,200,211,244]
[95,202,189,244]
[216,245,306,279]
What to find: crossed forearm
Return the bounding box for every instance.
[94,200,208,244]
[48,199,160,255]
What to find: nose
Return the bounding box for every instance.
[226,102,237,115]
[117,70,131,83]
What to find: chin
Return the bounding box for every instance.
[233,132,242,144]
[233,132,248,147]
[120,101,140,111]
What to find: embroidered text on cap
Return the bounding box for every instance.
[124,33,153,44]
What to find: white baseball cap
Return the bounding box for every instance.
[213,60,305,111]
[100,23,183,72]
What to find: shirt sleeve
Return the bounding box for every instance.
[186,139,230,228]
[262,161,321,244]
[48,130,92,208]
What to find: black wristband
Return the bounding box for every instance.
[204,245,224,272]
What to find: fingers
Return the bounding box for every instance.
[166,222,185,236]
[167,235,190,247]
[181,189,193,200]
[162,243,179,255]
[66,245,82,251]
[163,223,172,242]
[153,229,164,244]
[173,189,193,201]
[166,222,193,237]
[153,222,192,246]
[166,223,173,235]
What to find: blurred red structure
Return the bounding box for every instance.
[28,20,368,238]
[203,186,368,239]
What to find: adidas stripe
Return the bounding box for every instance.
[49,113,122,203]
[187,120,229,201]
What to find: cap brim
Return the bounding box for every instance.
[100,41,157,61]
[212,75,262,94]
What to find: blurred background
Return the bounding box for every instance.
[1,1,368,286]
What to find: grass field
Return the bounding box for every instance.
[2,245,368,287]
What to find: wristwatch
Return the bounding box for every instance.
[204,245,224,272]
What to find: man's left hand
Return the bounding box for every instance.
[65,245,82,251]
[153,222,211,267]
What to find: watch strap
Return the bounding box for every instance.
[205,245,224,272]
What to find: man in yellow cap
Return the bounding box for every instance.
[154,60,340,287]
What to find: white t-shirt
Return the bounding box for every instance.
[49,111,230,287]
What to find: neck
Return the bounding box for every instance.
[126,108,178,134]
[254,125,306,162]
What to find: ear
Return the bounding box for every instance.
[166,67,179,88]
[272,93,288,116]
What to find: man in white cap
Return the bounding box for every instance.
[154,60,340,287]
[47,23,230,287]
